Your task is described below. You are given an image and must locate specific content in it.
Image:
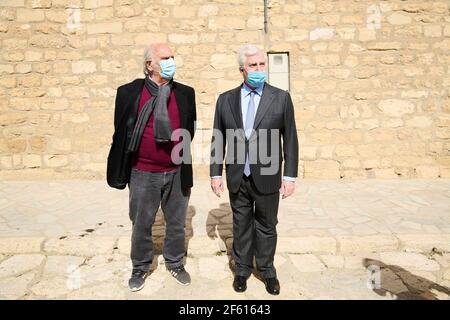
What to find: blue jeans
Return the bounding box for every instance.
[128,167,190,272]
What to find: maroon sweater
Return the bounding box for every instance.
[132,85,181,172]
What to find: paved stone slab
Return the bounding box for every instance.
[0,254,45,278]
[198,256,231,281]
[67,282,127,300]
[278,236,337,254]
[289,254,327,273]
[77,264,117,287]
[398,234,450,253]
[337,235,399,254]
[320,255,345,269]
[43,256,85,277]
[290,269,391,300]
[0,237,45,254]
[29,276,73,299]
[379,252,441,272]
[44,236,117,256]
[187,236,222,256]
[0,271,36,299]
[344,254,381,270]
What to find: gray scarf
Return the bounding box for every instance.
[128,77,173,153]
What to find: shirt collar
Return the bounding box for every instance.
[242,82,264,96]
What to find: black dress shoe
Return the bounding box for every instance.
[264,277,280,295]
[233,276,247,292]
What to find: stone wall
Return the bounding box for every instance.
[0,0,449,180]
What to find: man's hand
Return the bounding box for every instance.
[280,180,295,199]
[211,178,224,197]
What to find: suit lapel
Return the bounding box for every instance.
[228,86,243,130]
[252,83,275,131]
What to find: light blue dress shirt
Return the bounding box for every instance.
[212,82,295,182]
[241,82,264,129]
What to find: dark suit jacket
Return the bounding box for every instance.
[107,78,196,190]
[210,83,299,194]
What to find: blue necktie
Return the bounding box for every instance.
[244,91,256,176]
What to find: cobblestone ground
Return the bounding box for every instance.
[0,179,449,300]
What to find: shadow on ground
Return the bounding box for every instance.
[206,202,233,252]
[363,258,450,300]
[205,202,270,286]
[206,202,235,271]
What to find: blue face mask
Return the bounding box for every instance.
[159,58,176,79]
[246,71,267,88]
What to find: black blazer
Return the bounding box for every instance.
[107,78,196,190]
[210,83,298,194]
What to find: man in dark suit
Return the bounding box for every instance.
[108,43,196,292]
[210,44,298,295]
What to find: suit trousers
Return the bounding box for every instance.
[229,175,280,279]
[128,167,190,272]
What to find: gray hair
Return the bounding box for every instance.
[143,45,155,75]
[238,44,265,69]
